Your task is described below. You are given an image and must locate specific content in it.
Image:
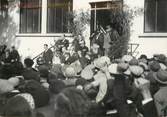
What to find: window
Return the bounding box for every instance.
[90,1,123,33]
[144,0,167,32]
[20,0,42,33]
[0,0,8,18]
[0,0,8,11]
[47,0,72,33]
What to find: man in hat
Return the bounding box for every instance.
[130,65,158,117]
[108,63,132,117]
[104,25,119,56]
[90,27,104,56]
[146,61,161,95]
[43,44,53,69]
[154,70,167,117]
[10,46,20,63]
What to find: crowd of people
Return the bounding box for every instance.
[0,32,167,117]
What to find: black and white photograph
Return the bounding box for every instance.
[0,0,167,117]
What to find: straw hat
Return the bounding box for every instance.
[154,70,167,85]
[94,56,110,69]
[64,67,77,78]
[108,63,118,74]
[81,64,94,80]
[129,65,144,77]
[108,63,129,74]
[122,55,133,63]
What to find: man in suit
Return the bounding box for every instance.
[43,44,53,69]
[154,70,167,117]
[10,46,20,63]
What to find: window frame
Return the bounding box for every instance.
[19,0,42,34]
[46,0,73,33]
[144,0,167,33]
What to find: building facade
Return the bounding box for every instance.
[1,0,167,61]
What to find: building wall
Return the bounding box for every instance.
[4,0,167,61]
[125,0,167,57]
[11,0,73,62]
[74,0,167,58]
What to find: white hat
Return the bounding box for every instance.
[64,67,76,78]
[94,56,110,69]
[129,66,144,77]
[81,64,94,80]
[108,63,118,74]
[122,55,133,63]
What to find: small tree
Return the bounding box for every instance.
[0,0,19,47]
[108,7,143,59]
[67,10,90,39]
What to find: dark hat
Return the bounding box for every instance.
[139,54,147,60]
[139,58,148,64]
[76,78,89,86]
[164,58,167,66]
[117,63,129,73]
[24,58,34,67]
[49,80,66,94]
[157,54,166,63]
[154,70,167,85]
[38,65,49,78]
[129,58,139,66]
[149,61,161,72]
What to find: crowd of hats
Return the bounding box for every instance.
[0,52,167,117]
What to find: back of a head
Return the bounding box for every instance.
[24,58,34,68]
[55,88,90,117]
[3,96,33,117]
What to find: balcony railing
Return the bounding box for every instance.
[128,43,140,57]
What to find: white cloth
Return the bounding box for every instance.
[16,93,35,109]
[93,71,108,103]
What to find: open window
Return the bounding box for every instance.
[90,0,123,33]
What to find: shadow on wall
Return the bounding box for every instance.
[0,1,20,48]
